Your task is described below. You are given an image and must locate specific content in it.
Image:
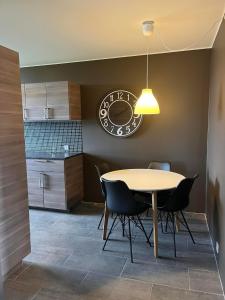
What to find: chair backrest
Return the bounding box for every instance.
[164,175,198,212]
[148,161,171,171]
[102,179,138,215]
[94,162,110,197]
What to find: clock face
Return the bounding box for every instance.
[98,90,143,137]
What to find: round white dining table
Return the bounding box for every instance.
[101,169,185,258]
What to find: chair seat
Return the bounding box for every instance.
[109,200,150,216]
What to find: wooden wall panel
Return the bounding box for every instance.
[69,82,81,120]
[65,155,83,208]
[0,44,30,277]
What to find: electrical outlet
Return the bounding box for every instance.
[216,242,219,254]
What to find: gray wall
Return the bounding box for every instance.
[207,19,225,289]
[21,49,210,212]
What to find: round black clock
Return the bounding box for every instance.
[98,90,143,137]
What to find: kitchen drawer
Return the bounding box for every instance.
[26,159,64,173]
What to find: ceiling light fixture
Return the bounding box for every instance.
[134,21,160,115]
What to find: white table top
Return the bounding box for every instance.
[101,169,185,192]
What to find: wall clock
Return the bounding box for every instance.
[98,90,143,137]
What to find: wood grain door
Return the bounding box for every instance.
[46,81,69,120]
[27,170,44,207]
[43,172,66,210]
[24,83,46,120]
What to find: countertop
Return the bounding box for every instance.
[25,151,82,160]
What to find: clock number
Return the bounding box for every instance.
[110,125,114,133]
[117,91,123,100]
[110,94,114,102]
[117,127,123,136]
[103,119,108,127]
[103,101,109,108]
[134,113,140,119]
[127,93,130,101]
[126,126,130,134]
[132,120,137,127]
[100,109,108,119]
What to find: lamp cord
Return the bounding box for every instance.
[155,17,222,52]
[146,51,149,89]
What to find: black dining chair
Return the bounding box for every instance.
[150,175,198,257]
[102,178,151,263]
[148,161,171,171]
[94,162,111,229]
[135,161,172,214]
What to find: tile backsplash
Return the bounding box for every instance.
[24,121,82,153]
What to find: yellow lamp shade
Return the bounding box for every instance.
[134,88,160,115]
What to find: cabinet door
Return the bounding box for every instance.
[46,81,69,120]
[68,82,81,120]
[24,83,46,120]
[43,172,66,210]
[27,170,44,207]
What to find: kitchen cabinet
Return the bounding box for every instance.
[23,83,46,120]
[26,170,44,207]
[22,81,81,121]
[26,155,83,210]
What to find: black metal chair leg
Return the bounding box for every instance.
[97,212,104,230]
[148,228,153,240]
[102,215,117,250]
[122,215,125,237]
[159,211,164,233]
[137,215,152,246]
[171,212,177,257]
[128,217,133,263]
[180,211,195,244]
[165,213,169,232]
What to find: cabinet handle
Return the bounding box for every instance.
[39,173,47,188]
[23,108,28,120]
[44,107,53,119]
[43,173,47,189]
[39,173,43,188]
[44,107,48,119]
[35,160,51,163]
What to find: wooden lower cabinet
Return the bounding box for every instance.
[26,155,83,210]
[44,172,66,210]
[27,170,44,207]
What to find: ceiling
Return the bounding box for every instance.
[0,0,224,67]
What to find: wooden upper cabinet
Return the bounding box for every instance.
[22,81,81,121]
[24,83,46,120]
[46,81,70,120]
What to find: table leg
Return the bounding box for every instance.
[103,202,109,240]
[152,192,158,258]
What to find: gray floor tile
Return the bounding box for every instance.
[151,284,224,300]
[156,249,217,271]
[64,253,127,276]
[16,263,87,293]
[122,260,189,289]
[79,272,152,300]
[189,269,223,294]
[24,248,70,266]
[32,288,80,300]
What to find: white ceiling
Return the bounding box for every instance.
[0,0,224,67]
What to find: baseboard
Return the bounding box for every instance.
[205,214,225,299]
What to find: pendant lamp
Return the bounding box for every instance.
[134,21,160,115]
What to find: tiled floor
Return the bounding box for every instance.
[4,203,224,300]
